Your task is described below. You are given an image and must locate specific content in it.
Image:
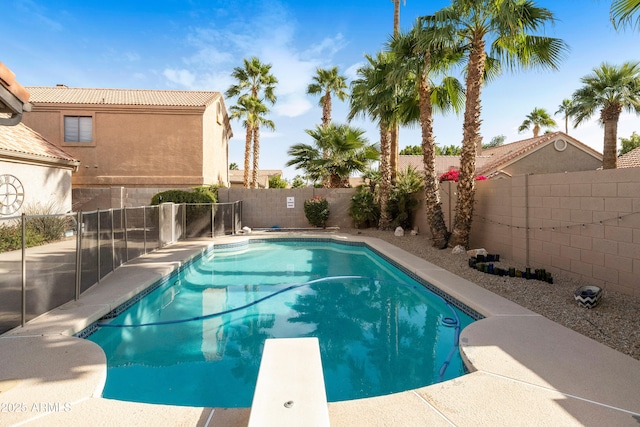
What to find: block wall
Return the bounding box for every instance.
[469,168,640,297]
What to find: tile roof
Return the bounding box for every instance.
[25,86,222,107]
[398,155,493,177]
[397,132,602,178]
[0,113,79,165]
[475,131,602,176]
[618,146,640,168]
[0,62,30,104]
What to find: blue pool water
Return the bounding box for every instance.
[87,239,475,408]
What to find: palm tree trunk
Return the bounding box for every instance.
[322,92,332,128]
[601,105,621,169]
[252,126,260,188]
[321,93,332,187]
[393,0,400,36]
[450,34,486,248]
[378,124,392,230]
[390,126,398,182]
[244,126,252,188]
[419,52,449,248]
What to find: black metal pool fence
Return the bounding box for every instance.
[0,201,242,334]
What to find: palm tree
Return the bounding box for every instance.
[425,0,568,248]
[225,57,278,188]
[286,124,379,187]
[611,0,640,30]
[390,0,407,181]
[393,0,406,36]
[349,52,398,229]
[571,61,640,169]
[229,96,274,187]
[518,108,557,137]
[555,99,574,134]
[389,24,465,248]
[307,67,349,128]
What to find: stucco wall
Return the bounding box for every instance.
[23,104,230,188]
[0,160,72,216]
[202,101,230,186]
[503,143,602,176]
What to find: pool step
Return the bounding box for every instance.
[248,337,330,427]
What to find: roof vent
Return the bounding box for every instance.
[56,84,68,88]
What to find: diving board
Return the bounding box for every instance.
[248,337,330,427]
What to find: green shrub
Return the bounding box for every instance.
[387,166,424,230]
[150,188,216,205]
[303,196,330,228]
[349,186,380,228]
[0,221,50,252]
[269,175,288,188]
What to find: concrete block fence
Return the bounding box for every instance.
[218,187,356,229]
[72,167,640,297]
[468,168,640,297]
[220,168,640,297]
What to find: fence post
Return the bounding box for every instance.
[124,208,129,262]
[75,211,82,300]
[525,174,530,267]
[143,206,147,254]
[21,213,26,327]
[97,209,101,283]
[211,203,215,237]
[111,209,115,272]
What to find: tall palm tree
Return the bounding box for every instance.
[225,57,278,188]
[389,25,465,248]
[392,0,406,36]
[307,67,349,128]
[571,61,640,169]
[555,99,574,134]
[425,0,568,248]
[286,124,379,187]
[349,52,398,229]
[518,107,557,137]
[611,0,640,30]
[390,0,407,181]
[229,96,274,188]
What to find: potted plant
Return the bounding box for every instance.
[304,196,330,228]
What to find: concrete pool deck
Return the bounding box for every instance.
[1,233,639,426]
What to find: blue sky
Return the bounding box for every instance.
[3,0,639,180]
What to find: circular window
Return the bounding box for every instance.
[554,139,567,152]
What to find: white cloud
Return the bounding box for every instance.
[344,62,364,81]
[161,0,347,118]
[17,0,63,31]
[275,97,313,118]
[163,69,196,88]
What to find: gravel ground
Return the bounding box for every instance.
[342,228,640,361]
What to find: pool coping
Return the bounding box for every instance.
[1,232,639,426]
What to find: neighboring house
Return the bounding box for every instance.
[399,132,603,179]
[618,146,640,168]
[21,86,233,209]
[229,170,282,189]
[0,113,79,216]
[0,64,78,217]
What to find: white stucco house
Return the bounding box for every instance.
[0,62,79,218]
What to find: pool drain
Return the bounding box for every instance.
[284,400,294,408]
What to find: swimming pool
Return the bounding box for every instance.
[86,238,475,408]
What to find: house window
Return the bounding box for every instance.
[64,116,93,142]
